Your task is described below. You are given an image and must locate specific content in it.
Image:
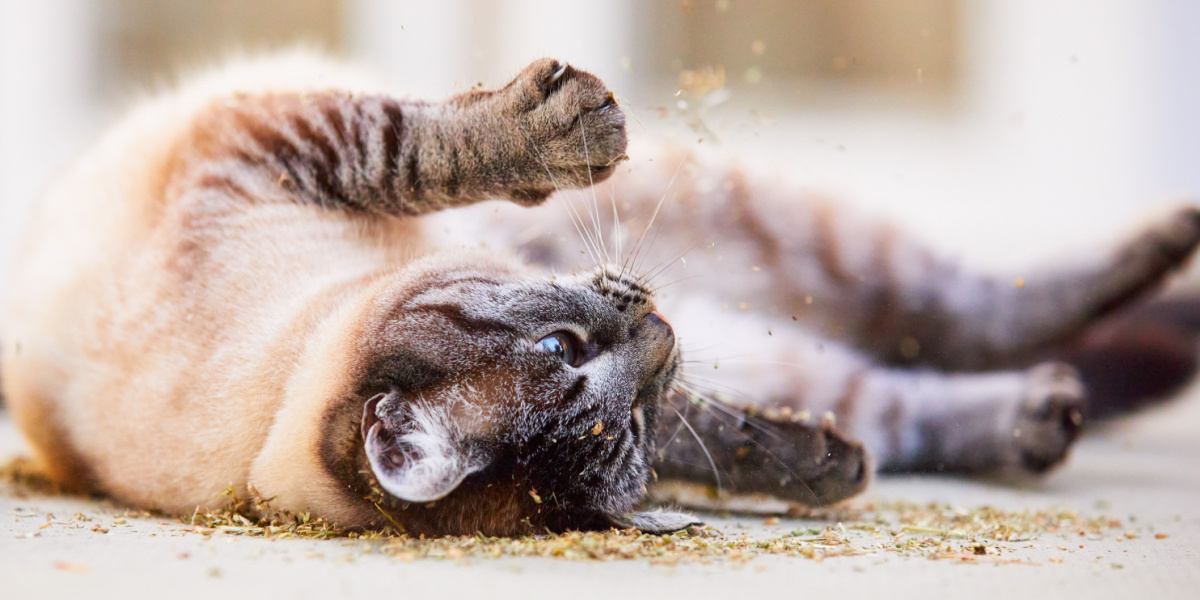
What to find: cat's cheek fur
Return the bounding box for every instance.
[246,292,385,527]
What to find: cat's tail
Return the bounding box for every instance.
[1046,297,1200,419]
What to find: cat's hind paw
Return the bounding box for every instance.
[1077,205,1200,322]
[1011,362,1086,473]
[1146,205,1200,264]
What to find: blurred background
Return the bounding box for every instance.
[2,0,1199,285]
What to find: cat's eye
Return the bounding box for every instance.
[534,331,581,366]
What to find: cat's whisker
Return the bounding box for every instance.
[601,107,648,261]
[516,122,603,268]
[656,393,693,456]
[608,172,624,267]
[647,274,706,293]
[604,102,666,269]
[674,375,755,407]
[621,158,684,281]
[676,376,768,405]
[672,379,757,420]
[627,161,690,280]
[631,211,667,282]
[673,377,812,446]
[675,350,730,365]
[672,380,745,412]
[555,180,604,269]
[563,201,602,268]
[669,404,724,494]
[640,241,705,290]
[514,123,606,271]
[576,107,610,264]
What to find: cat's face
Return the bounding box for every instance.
[355,257,692,534]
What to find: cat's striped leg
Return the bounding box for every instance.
[174,58,625,216]
[838,362,1085,474]
[652,391,870,509]
[591,154,1200,371]
[664,301,1085,483]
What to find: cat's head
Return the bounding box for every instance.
[351,255,695,535]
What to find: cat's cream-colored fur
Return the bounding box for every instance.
[3,53,428,522]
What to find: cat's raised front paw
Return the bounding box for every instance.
[461,58,627,204]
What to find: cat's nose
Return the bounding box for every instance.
[643,310,675,345]
[638,310,677,388]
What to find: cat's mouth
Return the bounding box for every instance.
[631,344,680,442]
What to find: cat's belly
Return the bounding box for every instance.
[2,160,426,512]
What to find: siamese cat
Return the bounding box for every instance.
[3,53,1197,535]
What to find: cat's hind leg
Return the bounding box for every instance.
[564,152,1200,371]
[662,302,1085,486]
[843,362,1085,474]
[653,358,1084,514]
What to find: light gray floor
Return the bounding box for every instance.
[3,386,1198,600]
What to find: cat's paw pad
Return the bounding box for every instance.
[496,58,628,196]
[1013,362,1086,473]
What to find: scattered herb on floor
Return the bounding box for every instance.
[1,455,1142,564]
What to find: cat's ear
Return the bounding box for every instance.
[361,391,484,503]
[606,509,703,534]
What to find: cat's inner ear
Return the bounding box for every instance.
[606,509,703,534]
[361,391,483,503]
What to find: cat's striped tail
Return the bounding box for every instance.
[1048,297,1200,419]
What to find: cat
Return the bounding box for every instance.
[2,52,1197,535]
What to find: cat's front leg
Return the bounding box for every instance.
[179,58,625,216]
[651,394,870,510]
[441,58,628,205]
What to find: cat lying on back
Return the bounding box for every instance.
[3,53,1198,535]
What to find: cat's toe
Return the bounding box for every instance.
[538,77,626,180]
[1013,362,1086,473]
[489,57,565,111]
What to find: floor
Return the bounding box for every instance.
[2,387,1198,600]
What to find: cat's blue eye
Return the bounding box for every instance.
[534,331,580,366]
